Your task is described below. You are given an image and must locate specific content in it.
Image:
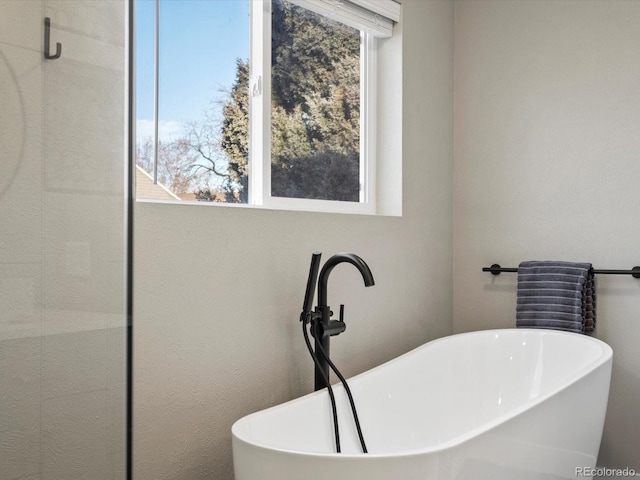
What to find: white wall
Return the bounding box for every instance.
[453,0,640,470]
[133,1,454,478]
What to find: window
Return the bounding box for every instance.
[135,0,400,215]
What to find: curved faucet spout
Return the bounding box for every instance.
[318,253,375,307]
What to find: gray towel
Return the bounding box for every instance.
[516,261,596,334]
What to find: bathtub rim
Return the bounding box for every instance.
[232,328,612,459]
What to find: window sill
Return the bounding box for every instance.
[135,197,399,217]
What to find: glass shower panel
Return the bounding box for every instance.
[0,1,129,479]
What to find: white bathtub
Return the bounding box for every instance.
[232,329,612,480]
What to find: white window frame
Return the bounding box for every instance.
[249,0,390,215]
[137,0,401,216]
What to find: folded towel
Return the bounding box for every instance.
[516,261,596,334]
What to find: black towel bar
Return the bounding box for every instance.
[483,263,640,279]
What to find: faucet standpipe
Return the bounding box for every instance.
[300,252,374,391]
[300,252,374,454]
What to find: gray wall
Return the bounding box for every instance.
[453,0,640,471]
[137,0,640,476]
[133,1,454,478]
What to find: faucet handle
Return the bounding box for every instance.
[325,305,346,337]
[326,319,346,337]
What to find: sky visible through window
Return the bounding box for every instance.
[136,0,250,143]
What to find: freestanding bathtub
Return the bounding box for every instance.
[232,329,612,480]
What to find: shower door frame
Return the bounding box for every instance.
[126,0,135,478]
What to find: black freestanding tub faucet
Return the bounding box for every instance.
[301,252,375,391]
